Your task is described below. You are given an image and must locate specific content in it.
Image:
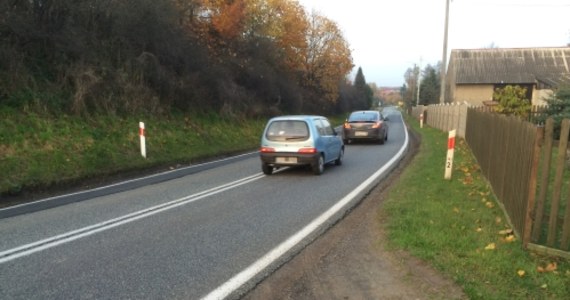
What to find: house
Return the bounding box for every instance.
[446,47,570,106]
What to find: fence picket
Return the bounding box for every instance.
[559,120,570,250]
[547,119,570,247]
[532,119,554,242]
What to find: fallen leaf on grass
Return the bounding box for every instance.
[517,270,526,277]
[453,207,460,213]
[498,229,514,235]
[485,201,495,208]
[484,243,496,250]
[537,262,557,273]
[546,262,557,272]
[503,235,516,243]
[462,177,473,185]
[476,227,482,232]
[495,217,502,224]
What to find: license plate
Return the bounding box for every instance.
[276,157,297,163]
[355,131,368,136]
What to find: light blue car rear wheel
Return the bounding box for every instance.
[312,155,324,175]
[262,163,273,175]
[335,148,344,166]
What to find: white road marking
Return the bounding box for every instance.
[0,173,264,264]
[0,152,257,212]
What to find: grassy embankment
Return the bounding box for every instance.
[382,115,570,299]
[0,110,347,200]
[0,109,267,198]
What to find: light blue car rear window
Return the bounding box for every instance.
[266,120,309,141]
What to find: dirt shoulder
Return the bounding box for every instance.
[242,128,467,300]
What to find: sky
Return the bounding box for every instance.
[296,0,570,87]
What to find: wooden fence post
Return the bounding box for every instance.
[523,125,543,248]
[532,118,554,242]
[562,123,570,249]
[547,119,570,247]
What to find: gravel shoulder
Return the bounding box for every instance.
[242,128,467,300]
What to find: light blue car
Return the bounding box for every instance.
[259,115,344,175]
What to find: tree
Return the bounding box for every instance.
[243,0,308,73]
[303,11,353,108]
[537,85,570,135]
[419,64,440,105]
[493,85,531,118]
[402,65,419,108]
[353,67,373,109]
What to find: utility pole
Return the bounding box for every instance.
[439,0,450,104]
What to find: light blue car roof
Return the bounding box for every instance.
[268,115,326,121]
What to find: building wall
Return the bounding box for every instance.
[453,85,494,105]
[533,89,553,106]
[454,84,550,106]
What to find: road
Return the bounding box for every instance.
[0,108,407,300]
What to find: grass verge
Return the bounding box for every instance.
[0,109,266,198]
[382,115,570,299]
[0,110,346,202]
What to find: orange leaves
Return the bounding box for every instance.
[537,262,557,273]
[480,228,517,252]
[211,0,246,40]
[457,162,479,185]
[304,11,353,102]
[498,228,516,243]
[462,175,473,185]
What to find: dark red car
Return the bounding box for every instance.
[343,110,389,144]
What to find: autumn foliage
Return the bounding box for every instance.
[0,0,358,117]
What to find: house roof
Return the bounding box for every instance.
[449,47,570,87]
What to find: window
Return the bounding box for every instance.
[320,119,334,136]
[266,120,309,141]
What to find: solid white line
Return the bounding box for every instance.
[201,112,409,300]
[0,152,257,212]
[0,173,264,264]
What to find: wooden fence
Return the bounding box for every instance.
[465,109,537,243]
[464,109,570,258]
[411,103,468,138]
[527,118,570,257]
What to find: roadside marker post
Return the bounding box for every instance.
[139,122,146,158]
[420,113,424,128]
[444,129,456,180]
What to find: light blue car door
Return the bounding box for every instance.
[319,118,339,162]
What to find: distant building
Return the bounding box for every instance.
[446,47,570,106]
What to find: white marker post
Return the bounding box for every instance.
[139,122,146,158]
[444,129,456,180]
[420,113,424,128]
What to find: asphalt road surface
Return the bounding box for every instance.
[0,107,408,299]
